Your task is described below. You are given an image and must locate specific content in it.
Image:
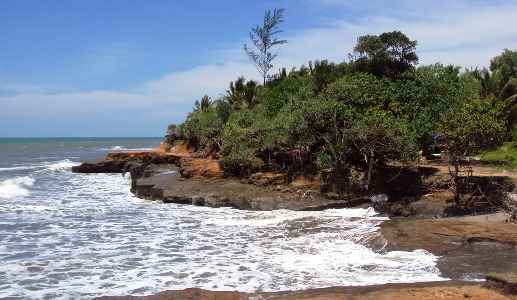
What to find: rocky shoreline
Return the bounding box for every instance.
[72,151,374,211]
[73,150,517,299]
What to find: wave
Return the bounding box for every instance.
[96,146,155,151]
[0,159,78,174]
[0,165,34,172]
[0,176,34,199]
[43,159,77,172]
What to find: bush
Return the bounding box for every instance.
[179,107,224,150]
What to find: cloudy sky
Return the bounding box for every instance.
[1,0,516,137]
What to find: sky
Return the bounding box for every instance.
[1,0,516,137]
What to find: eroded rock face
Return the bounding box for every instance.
[72,152,367,211]
[72,152,179,176]
[72,151,515,218]
[132,171,368,211]
[71,157,128,173]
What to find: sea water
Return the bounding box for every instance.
[0,138,444,299]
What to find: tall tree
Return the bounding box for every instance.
[437,77,506,205]
[350,31,418,80]
[244,8,288,85]
[466,67,501,99]
[490,48,517,91]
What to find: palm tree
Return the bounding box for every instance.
[467,67,517,127]
[222,77,262,109]
[194,95,212,111]
[501,78,517,126]
[468,67,501,99]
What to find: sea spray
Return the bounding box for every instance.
[0,176,34,199]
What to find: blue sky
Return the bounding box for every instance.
[1,0,516,137]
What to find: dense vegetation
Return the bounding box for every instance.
[166,27,517,198]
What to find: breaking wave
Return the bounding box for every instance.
[0,159,78,174]
[96,146,155,151]
[0,176,34,199]
[41,159,77,172]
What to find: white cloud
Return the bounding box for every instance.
[81,39,147,75]
[2,0,516,137]
[0,60,259,136]
[277,0,516,69]
[0,83,70,95]
[138,60,258,99]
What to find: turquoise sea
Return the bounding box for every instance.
[0,137,444,299]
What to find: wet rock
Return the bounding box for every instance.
[72,157,128,173]
[485,272,517,295]
[132,172,363,211]
[389,203,413,217]
[248,172,286,186]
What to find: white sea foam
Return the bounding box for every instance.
[0,165,33,172]
[42,159,78,172]
[0,160,78,174]
[0,169,445,299]
[96,146,155,151]
[0,176,34,199]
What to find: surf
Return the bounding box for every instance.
[0,176,35,199]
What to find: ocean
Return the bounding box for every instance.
[0,138,443,299]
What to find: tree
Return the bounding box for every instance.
[244,8,288,85]
[349,110,416,191]
[490,48,517,91]
[194,95,212,111]
[179,104,225,150]
[437,84,506,205]
[221,76,262,109]
[350,31,418,79]
[466,67,501,99]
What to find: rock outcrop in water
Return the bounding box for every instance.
[72,151,371,211]
[72,149,516,217]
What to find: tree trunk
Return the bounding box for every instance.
[365,149,374,192]
[450,157,461,206]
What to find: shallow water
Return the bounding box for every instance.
[438,241,517,281]
[0,138,444,299]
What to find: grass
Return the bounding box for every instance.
[480,142,517,169]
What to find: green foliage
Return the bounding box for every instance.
[165,124,181,144]
[221,77,263,109]
[325,73,395,110]
[244,8,287,85]
[219,110,260,176]
[482,142,517,169]
[260,75,316,118]
[490,48,517,91]
[166,29,512,198]
[194,95,213,111]
[502,78,517,105]
[473,68,501,99]
[179,107,224,150]
[395,64,463,153]
[438,97,506,156]
[315,152,333,171]
[437,88,507,204]
[348,109,417,190]
[350,31,418,79]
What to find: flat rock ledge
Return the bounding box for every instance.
[72,151,370,211]
[133,172,369,211]
[485,272,517,296]
[95,281,514,300]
